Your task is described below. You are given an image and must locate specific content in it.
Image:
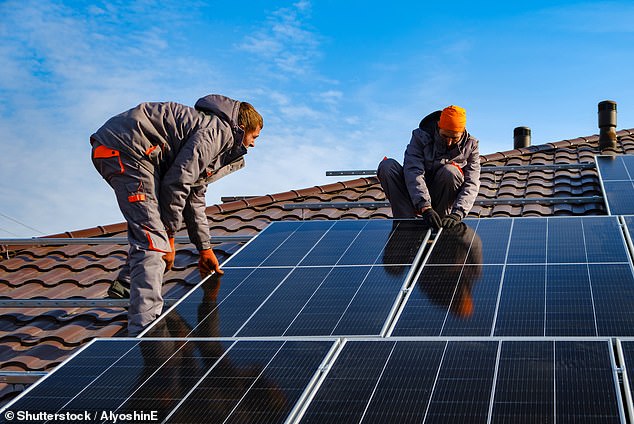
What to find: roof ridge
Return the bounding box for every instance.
[481,128,634,163]
[209,177,379,214]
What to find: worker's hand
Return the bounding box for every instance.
[199,248,224,278]
[441,213,462,229]
[421,208,442,230]
[162,237,176,271]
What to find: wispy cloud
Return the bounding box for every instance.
[237,1,322,78]
[0,0,224,236]
[0,0,354,237]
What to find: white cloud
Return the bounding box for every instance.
[0,0,227,237]
[319,90,343,105]
[237,1,321,78]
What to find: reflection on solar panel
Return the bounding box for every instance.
[391,217,634,337]
[299,339,623,423]
[596,155,634,214]
[145,220,430,338]
[6,216,634,422]
[4,339,336,423]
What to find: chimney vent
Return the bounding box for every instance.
[514,126,531,149]
[598,100,617,151]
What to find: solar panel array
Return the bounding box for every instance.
[596,154,634,215]
[4,217,634,423]
[144,220,430,338]
[391,217,634,337]
[301,339,622,424]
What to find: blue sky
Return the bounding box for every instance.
[1,1,633,237]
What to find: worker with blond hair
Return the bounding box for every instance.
[91,94,263,336]
[377,105,480,228]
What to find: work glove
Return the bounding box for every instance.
[421,208,442,230]
[441,213,462,229]
[199,248,224,278]
[162,237,176,271]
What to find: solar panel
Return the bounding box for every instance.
[2,338,336,423]
[145,220,431,338]
[493,340,623,423]
[6,215,634,422]
[596,154,634,215]
[391,216,634,337]
[298,339,624,423]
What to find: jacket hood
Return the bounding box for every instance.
[195,94,241,127]
[418,110,442,134]
[195,94,246,152]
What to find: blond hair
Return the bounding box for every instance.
[238,102,263,132]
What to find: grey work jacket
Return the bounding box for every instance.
[91,94,247,251]
[403,112,480,218]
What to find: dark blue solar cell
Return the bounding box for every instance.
[337,219,395,265]
[186,267,294,337]
[106,340,235,417]
[424,341,498,423]
[332,265,409,335]
[597,155,630,180]
[391,266,461,336]
[5,340,140,412]
[494,265,546,337]
[220,340,334,424]
[546,265,596,337]
[223,221,302,267]
[17,341,199,414]
[299,220,367,266]
[441,265,503,336]
[146,268,258,337]
[165,340,292,423]
[394,263,501,337]
[354,341,446,423]
[236,267,333,337]
[555,341,621,424]
[582,217,629,263]
[491,341,554,424]
[602,181,634,215]
[548,217,586,263]
[378,219,429,265]
[621,155,634,178]
[590,264,634,336]
[427,222,478,265]
[300,341,397,424]
[260,220,334,267]
[507,218,547,264]
[283,266,376,336]
[472,218,512,264]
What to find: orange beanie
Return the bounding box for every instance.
[439,105,466,132]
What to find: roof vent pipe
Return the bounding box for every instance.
[513,126,531,149]
[598,100,617,151]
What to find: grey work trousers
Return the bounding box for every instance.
[91,141,170,336]
[377,158,464,219]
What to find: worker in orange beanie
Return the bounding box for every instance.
[377,105,480,229]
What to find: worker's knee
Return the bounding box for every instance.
[435,164,464,191]
[377,158,403,181]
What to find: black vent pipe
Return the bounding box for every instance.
[514,126,531,149]
[598,100,617,151]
